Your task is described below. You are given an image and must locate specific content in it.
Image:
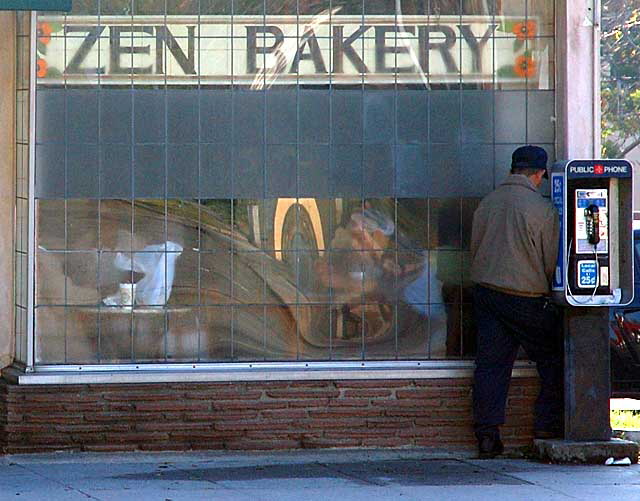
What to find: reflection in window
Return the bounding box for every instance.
[32,0,555,365]
[35,197,478,362]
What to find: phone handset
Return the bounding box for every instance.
[584,204,600,245]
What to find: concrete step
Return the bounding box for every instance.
[534,438,639,464]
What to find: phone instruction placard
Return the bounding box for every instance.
[552,173,564,291]
[575,188,608,254]
[577,260,598,288]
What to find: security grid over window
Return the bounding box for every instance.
[29,0,555,367]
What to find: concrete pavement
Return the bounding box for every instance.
[0,449,639,500]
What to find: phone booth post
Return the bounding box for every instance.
[548,160,634,444]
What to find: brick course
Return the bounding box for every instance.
[0,377,539,453]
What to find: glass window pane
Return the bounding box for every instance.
[134,91,166,144]
[67,200,99,250]
[100,89,133,144]
[134,145,166,198]
[168,90,199,144]
[429,144,461,197]
[430,91,460,144]
[36,89,65,143]
[199,305,232,360]
[332,90,363,145]
[35,307,66,363]
[267,90,297,144]
[67,90,98,143]
[364,91,395,144]
[99,306,133,363]
[30,5,555,365]
[364,145,394,197]
[200,251,233,304]
[167,144,198,198]
[100,145,132,199]
[35,143,65,198]
[167,307,199,361]
[397,198,429,250]
[461,91,494,144]
[527,90,555,143]
[299,145,330,197]
[67,144,99,198]
[396,145,428,198]
[495,91,526,143]
[266,144,296,197]
[461,144,494,197]
[200,90,232,143]
[331,145,362,197]
[37,199,65,251]
[397,91,428,144]
[234,145,264,198]
[233,91,265,144]
[300,90,329,144]
[66,252,99,305]
[133,308,167,361]
[170,249,199,306]
[36,249,65,305]
[430,198,461,250]
[200,144,232,198]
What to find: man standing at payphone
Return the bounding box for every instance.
[470,145,563,458]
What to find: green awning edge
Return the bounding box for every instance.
[0,0,71,11]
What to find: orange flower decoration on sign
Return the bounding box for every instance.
[37,22,52,45]
[512,20,537,40]
[36,59,48,78]
[514,55,536,78]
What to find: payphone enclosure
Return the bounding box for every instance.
[552,160,634,307]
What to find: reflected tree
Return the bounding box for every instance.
[69,0,498,15]
[602,0,640,158]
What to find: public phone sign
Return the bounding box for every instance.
[567,160,632,179]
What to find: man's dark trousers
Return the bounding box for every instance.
[472,284,563,438]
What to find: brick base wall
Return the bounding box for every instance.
[0,377,539,454]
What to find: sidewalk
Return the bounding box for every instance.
[1,449,639,500]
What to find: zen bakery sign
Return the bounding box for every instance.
[36,15,539,86]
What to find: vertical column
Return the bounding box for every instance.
[558,0,609,441]
[0,12,16,369]
[557,0,601,159]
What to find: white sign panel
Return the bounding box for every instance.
[36,15,541,86]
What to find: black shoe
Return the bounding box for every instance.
[478,435,504,459]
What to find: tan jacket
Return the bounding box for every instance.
[470,174,559,296]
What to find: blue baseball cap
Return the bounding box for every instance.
[511,145,548,178]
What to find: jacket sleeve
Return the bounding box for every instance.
[541,205,560,283]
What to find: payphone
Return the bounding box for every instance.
[552,159,634,306]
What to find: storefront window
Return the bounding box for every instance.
[32,0,555,366]
[15,12,31,365]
